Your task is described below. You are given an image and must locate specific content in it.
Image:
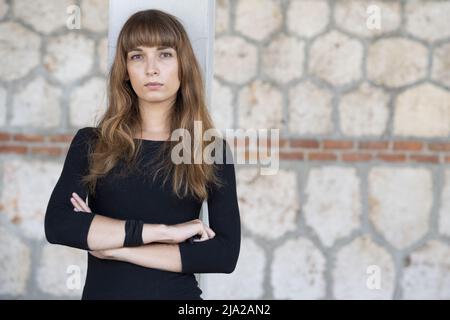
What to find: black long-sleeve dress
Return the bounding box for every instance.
[44,127,241,300]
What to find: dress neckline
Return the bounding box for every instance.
[133,138,167,143]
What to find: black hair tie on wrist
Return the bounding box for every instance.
[124,219,144,247]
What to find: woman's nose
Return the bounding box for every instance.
[145,57,159,75]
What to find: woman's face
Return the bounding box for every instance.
[126,45,180,106]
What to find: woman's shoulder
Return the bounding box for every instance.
[70,127,100,152]
[77,126,99,137]
[74,126,100,142]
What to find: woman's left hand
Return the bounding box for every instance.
[70,192,92,213]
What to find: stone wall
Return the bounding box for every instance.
[0,0,450,299]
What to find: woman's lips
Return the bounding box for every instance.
[145,83,163,90]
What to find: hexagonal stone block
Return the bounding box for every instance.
[309,31,363,87]
[287,0,329,38]
[0,22,40,81]
[13,0,73,34]
[11,77,62,128]
[271,237,326,299]
[237,168,299,240]
[289,81,333,135]
[37,243,87,297]
[214,36,258,84]
[204,238,265,299]
[339,82,389,136]
[69,77,107,127]
[367,38,427,88]
[304,166,361,247]
[237,80,283,130]
[211,78,234,131]
[235,0,282,41]
[80,0,109,32]
[0,226,31,296]
[0,159,62,240]
[44,33,95,84]
[432,42,450,88]
[262,34,305,84]
[333,236,395,299]
[439,170,450,237]
[393,83,450,138]
[215,0,230,34]
[402,241,450,299]
[335,0,401,37]
[405,0,450,42]
[369,167,432,249]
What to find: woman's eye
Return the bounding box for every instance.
[130,54,142,60]
[161,52,173,58]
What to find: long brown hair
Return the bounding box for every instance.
[82,9,225,202]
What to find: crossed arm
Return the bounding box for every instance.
[104,243,184,273]
[44,128,241,274]
[70,192,172,251]
[70,192,208,273]
[47,189,186,272]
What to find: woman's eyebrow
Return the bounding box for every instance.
[128,46,174,53]
[128,48,143,53]
[157,46,174,50]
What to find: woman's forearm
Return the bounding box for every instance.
[106,243,182,273]
[87,215,169,251]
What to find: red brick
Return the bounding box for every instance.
[342,153,373,162]
[393,141,423,151]
[376,153,406,162]
[48,134,75,143]
[323,140,353,149]
[308,152,338,161]
[13,134,45,142]
[445,156,450,163]
[409,154,439,163]
[30,147,63,156]
[428,142,450,152]
[358,141,389,150]
[264,137,289,149]
[0,145,28,154]
[0,132,11,141]
[279,138,289,148]
[290,139,320,149]
[280,151,304,160]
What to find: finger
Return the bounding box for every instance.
[72,193,91,212]
[70,197,82,211]
[193,230,206,242]
[71,193,85,209]
[195,228,210,242]
[205,225,215,238]
[72,192,89,211]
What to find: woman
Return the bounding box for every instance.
[44,9,241,300]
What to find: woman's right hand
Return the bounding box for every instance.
[163,219,215,244]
